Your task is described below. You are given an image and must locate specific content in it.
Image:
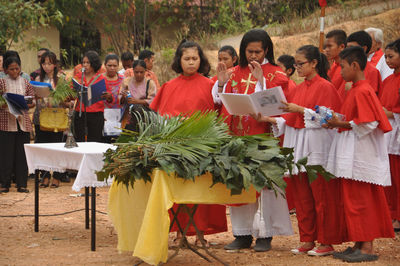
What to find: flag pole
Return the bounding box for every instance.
[319,5,326,52]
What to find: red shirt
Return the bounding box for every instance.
[379,72,400,113]
[103,74,123,108]
[340,79,391,133]
[220,63,289,136]
[150,73,215,116]
[286,79,297,102]
[283,74,342,129]
[328,61,345,92]
[74,72,106,113]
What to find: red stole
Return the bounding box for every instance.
[339,80,392,133]
[150,73,215,116]
[370,49,384,67]
[74,71,105,113]
[379,72,400,113]
[283,75,342,129]
[220,63,289,136]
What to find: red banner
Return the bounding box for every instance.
[319,0,327,7]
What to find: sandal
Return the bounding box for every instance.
[17,187,29,193]
[40,177,50,188]
[50,179,60,188]
[195,238,210,248]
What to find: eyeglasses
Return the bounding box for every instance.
[294,61,309,68]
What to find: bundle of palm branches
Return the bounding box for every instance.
[50,77,76,105]
[97,111,333,195]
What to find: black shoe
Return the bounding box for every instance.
[60,175,70,183]
[333,247,354,259]
[253,237,272,252]
[17,187,29,193]
[0,187,10,193]
[224,235,253,250]
[341,249,378,263]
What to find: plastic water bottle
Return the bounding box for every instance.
[315,105,333,125]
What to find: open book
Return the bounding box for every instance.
[72,78,107,106]
[3,93,29,117]
[218,86,287,116]
[30,81,53,98]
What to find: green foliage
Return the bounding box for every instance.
[0,0,63,49]
[97,111,333,196]
[50,77,77,105]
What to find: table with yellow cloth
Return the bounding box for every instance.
[108,169,256,265]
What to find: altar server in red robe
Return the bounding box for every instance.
[213,29,292,252]
[338,31,382,99]
[277,54,297,102]
[324,29,347,92]
[325,46,394,263]
[211,45,238,84]
[380,39,400,232]
[150,41,227,244]
[252,45,344,256]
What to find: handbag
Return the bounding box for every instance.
[39,107,69,132]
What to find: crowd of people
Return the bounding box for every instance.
[0,25,399,263]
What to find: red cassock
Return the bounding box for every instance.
[339,80,394,241]
[380,72,400,220]
[370,48,384,67]
[328,61,345,93]
[338,62,382,99]
[220,63,289,136]
[150,73,227,236]
[283,75,345,244]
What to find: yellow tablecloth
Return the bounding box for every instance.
[108,169,256,265]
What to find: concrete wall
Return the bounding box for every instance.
[10,26,60,75]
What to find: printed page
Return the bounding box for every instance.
[249,86,287,116]
[218,93,257,115]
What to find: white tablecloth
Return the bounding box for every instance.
[24,142,114,191]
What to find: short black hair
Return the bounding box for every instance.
[326,29,347,46]
[339,46,367,71]
[347,31,372,54]
[219,45,238,66]
[138,50,154,60]
[386,38,400,54]
[171,41,210,76]
[239,29,276,67]
[38,48,50,53]
[4,56,21,70]
[83,50,102,72]
[132,60,147,69]
[121,51,134,61]
[277,55,295,76]
[104,53,119,64]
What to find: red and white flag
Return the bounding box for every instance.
[319,0,327,7]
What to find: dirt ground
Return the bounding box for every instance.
[0,178,399,266]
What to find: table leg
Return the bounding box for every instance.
[85,187,89,229]
[34,171,39,232]
[91,187,96,251]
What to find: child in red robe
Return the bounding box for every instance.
[380,38,400,232]
[253,45,344,256]
[324,29,347,92]
[213,29,293,252]
[338,31,382,99]
[277,54,297,102]
[150,41,227,244]
[211,45,238,84]
[325,46,394,263]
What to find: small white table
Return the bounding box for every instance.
[24,142,114,251]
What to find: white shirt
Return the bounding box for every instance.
[368,52,393,81]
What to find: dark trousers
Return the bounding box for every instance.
[0,129,30,188]
[34,125,65,181]
[73,111,104,142]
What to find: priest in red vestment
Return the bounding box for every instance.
[380,39,400,232]
[212,29,293,253]
[150,41,227,243]
[326,46,394,263]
